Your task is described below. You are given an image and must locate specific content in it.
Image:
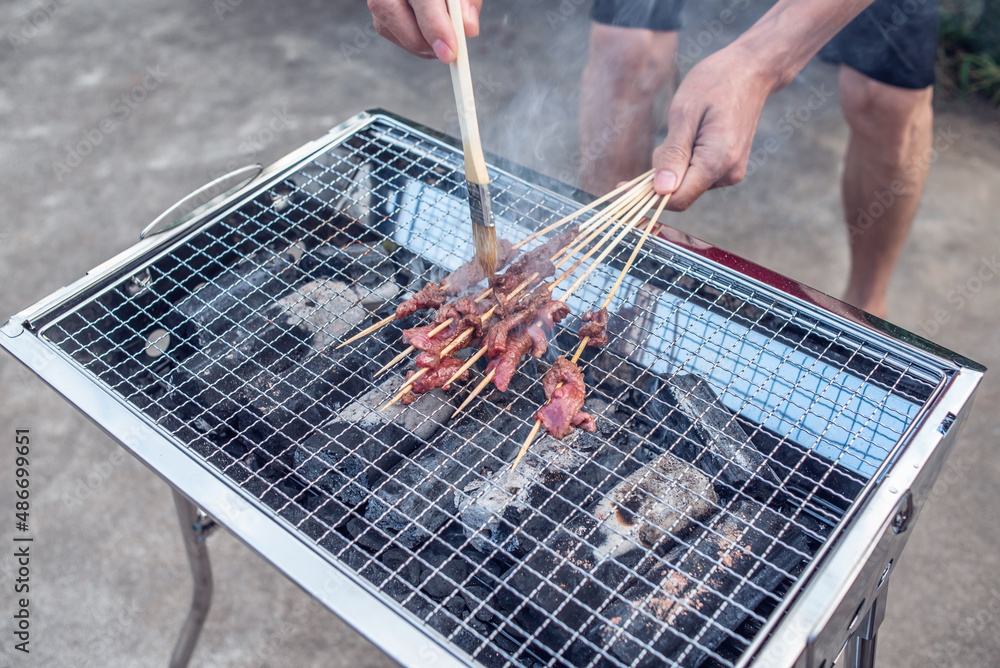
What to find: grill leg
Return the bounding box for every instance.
[843,632,878,668]
[841,584,888,668]
[169,490,215,668]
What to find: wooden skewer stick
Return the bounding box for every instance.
[335,314,396,350]
[550,184,652,264]
[510,194,670,471]
[339,178,653,352]
[447,192,657,419]
[550,190,655,286]
[553,178,653,244]
[511,170,654,250]
[443,345,488,387]
[450,368,496,419]
[377,307,491,411]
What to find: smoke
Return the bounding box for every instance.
[456,0,592,189]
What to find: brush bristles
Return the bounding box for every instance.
[473,222,498,277]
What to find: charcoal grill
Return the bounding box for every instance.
[1,110,984,668]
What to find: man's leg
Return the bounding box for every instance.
[579,24,678,195]
[839,65,934,318]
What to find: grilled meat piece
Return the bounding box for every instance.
[414,319,481,369]
[401,358,470,404]
[485,329,534,393]
[440,296,481,319]
[395,282,447,320]
[578,307,609,347]
[401,296,481,352]
[483,283,552,357]
[525,299,570,358]
[443,238,516,296]
[490,227,577,296]
[537,356,596,439]
[491,258,555,297]
[402,320,455,351]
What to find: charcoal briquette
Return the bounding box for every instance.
[590,498,809,667]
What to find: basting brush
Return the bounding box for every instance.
[446,0,498,277]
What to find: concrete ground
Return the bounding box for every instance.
[0,0,997,666]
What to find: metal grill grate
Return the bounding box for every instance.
[40,116,943,667]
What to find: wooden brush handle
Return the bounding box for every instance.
[446,0,490,186]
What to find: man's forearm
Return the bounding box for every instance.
[733,0,877,92]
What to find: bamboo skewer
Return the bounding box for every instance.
[510,194,671,471]
[450,367,496,418]
[335,314,396,350]
[373,288,497,378]
[336,175,653,351]
[511,170,653,250]
[445,191,659,419]
[373,184,654,386]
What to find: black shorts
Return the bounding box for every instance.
[590,0,939,89]
[590,0,686,31]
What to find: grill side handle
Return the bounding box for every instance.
[140,164,263,239]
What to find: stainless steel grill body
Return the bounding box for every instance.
[1,111,984,668]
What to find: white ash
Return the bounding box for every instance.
[589,451,717,560]
[275,279,397,352]
[339,375,453,441]
[458,430,587,555]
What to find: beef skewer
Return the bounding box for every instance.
[374,224,581,380]
[389,186,657,412]
[446,189,657,414]
[336,171,653,351]
[375,184,655,403]
[371,182,649,377]
[510,194,670,471]
[378,223,594,409]
[447,190,659,419]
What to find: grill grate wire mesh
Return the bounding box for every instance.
[40,117,942,668]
